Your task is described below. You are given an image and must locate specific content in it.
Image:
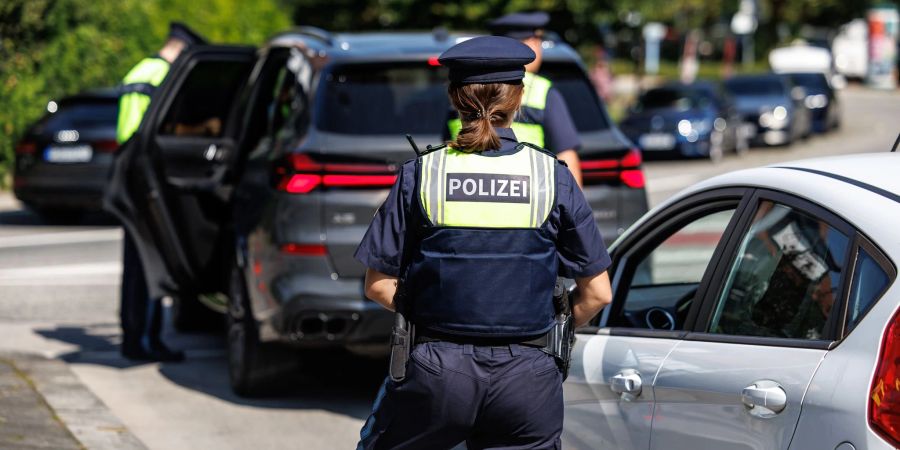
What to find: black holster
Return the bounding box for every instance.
[544,279,575,381]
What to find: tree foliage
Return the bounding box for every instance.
[0,0,290,183]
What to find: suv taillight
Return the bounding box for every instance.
[15,141,37,155]
[580,147,645,189]
[276,153,398,194]
[871,307,900,447]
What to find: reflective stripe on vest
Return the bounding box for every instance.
[418,145,556,229]
[446,72,552,148]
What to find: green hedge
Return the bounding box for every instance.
[0,0,290,186]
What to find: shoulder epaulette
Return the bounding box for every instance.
[517,142,559,160]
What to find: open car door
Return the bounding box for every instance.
[105,45,257,328]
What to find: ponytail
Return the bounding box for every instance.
[448,82,524,153]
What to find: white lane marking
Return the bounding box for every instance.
[0,262,122,286]
[0,229,122,249]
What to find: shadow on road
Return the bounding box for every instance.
[33,323,384,420]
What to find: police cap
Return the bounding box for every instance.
[487,12,550,40]
[168,22,207,47]
[438,36,535,84]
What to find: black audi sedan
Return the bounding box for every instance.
[619,81,748,162]
[14,89,119,222]
[105,28,647,396]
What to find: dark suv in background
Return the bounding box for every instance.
[105,28,647,396]
[15,89,119,222]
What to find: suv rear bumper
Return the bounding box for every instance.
[256,271,392,354]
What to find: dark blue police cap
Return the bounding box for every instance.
[168,22,207,47]
[488,12,550,40]
[438,36,535,84]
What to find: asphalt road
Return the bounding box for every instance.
[0,85,896,450]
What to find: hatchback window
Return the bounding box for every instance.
[709,201,849,340]
[318,62,449,135]
[632,88,711,113]
[609,207,737,331]
[724,78,786,97]
[846,248,891,332]
[538,62,610,131]
[788,73,830,94]
[158,60,252,137]
[32,101,118,135]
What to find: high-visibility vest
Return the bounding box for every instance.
[446,72,552,148]
[116,57,170,144]
[405,143,559,337]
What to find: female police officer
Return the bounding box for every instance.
[354,36,613,450]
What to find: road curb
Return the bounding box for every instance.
[1,352,146,450]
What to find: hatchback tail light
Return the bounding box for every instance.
[15,141,37,155]
[870,307,900,447]
[280,243,328,256]
[276,153,398,194]
[92,139,119,153]
[580,147,645,189]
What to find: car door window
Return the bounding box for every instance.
[846,246,892,332]
[610,207,737,330]
[709,200,850,340]
[158,59,252,138]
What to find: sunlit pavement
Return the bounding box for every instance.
[0,85,896,449]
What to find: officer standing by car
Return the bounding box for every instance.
[444,12,584,185]
[116,22,206,362]
[355,36,613,449]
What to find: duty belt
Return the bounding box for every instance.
[414,329,549,348]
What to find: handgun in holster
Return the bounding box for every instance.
[545,278,576,381]
[388,281,415,383]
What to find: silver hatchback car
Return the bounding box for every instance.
[564,152,898,449]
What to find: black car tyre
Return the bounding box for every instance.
[34,207,83,225]
[227,261,298,397]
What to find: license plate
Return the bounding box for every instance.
[639,133,675,151]
[44,145,93,163]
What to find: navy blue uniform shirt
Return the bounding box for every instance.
[354,127,610,279]
[442,87,581,155]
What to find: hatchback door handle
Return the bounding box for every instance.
[742,380,787,418]
[610,369,642,399]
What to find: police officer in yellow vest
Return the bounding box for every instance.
[356,36,612,449]
[444,12,583,185]
[117,22,206,361]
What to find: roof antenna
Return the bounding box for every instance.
[892,133,900,152]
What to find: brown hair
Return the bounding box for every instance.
[448,82,524,152]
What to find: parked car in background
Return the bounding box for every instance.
[564,151,898,450]
[619,81,748,162]
[14,89,119,222]
[723,74,812,146]
[104,28,648,396]
[785,72,842,133]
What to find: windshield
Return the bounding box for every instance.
[724,78,786,97]
[31,100,118,135]
[317,60,610,135]
[633,87,711,112]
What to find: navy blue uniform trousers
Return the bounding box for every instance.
[358,341,563,450]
